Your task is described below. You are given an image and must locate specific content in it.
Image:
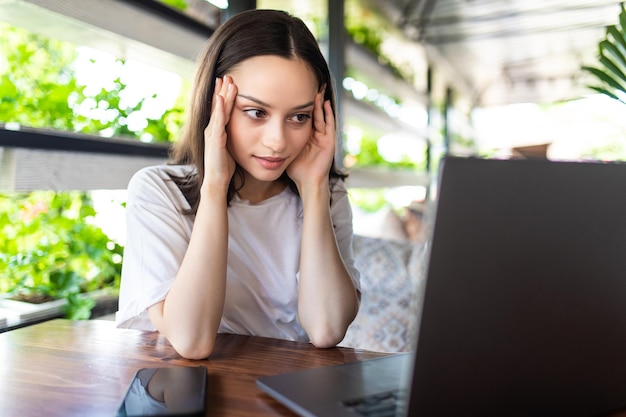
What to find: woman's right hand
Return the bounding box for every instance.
[153,76,237,359]
[202,75,238,193]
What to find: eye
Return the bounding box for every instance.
[243,109,267,119]
[288,113,312,124]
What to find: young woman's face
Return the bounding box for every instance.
[226,55,319,186]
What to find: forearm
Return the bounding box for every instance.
[297,185,359,348]
[149,190,228,359]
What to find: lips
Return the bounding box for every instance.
[255,156,287,170]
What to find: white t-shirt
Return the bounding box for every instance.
[115,165,360,342]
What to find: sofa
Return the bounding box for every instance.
[339,234,427,352]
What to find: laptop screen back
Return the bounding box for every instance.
[407,157,626,416]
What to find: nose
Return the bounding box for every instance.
[261,120,288,154]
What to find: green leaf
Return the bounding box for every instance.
[582,65,626,92]
[48,270,82,297]
[607,26,626,62]
[62,294,96,320]
[598,54,626,88]
[587,85,626,105]
[582,4,626,106]
[600,39,626,74]
[160,0,188,10]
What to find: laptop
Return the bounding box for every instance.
[257,156,626,417]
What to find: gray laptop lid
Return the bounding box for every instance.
[408,156,626,416]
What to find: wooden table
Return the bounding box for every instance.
[0,319,388,417]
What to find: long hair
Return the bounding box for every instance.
[169,9,346,213]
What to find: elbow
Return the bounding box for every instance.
[303,304,359,349]
[148,303,219,359]
[307,326,347,349]
[171,337,215,360]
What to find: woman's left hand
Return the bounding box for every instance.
[287,88,336,191]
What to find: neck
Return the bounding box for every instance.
[235,176,287,204]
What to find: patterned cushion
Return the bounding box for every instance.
[339,234,427,352]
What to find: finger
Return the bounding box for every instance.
[220,75,231,95]
[208,76,231,134]
[211,77,223,113]
[222,75,238,123]
[313,91,326,134]
[205,94,226,144]
[323,100,334,135]
[213,75,231,107]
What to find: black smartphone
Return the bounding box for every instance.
[117,366,207,417]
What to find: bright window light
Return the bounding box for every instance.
[205,0,228,9]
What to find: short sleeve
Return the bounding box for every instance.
[115,165,194,330]
[329,179,361,295]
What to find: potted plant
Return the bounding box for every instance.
[0,191,123,324]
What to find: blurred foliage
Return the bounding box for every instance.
[159,0,188,10]
[0,23,81,130]
[351,135,418,169]
[0,192,123,320]
[343,121,422,171]
[345,6,385,56]
[582,141,626,161]
[0,22,184,142]
[73,75,184,143]
[348,189,389,213]
[582,2,626,106]
[0,23,185,318]
[345,0,412,82]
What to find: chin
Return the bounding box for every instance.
[250,169,286,183]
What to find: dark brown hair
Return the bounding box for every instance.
[169,9,346,212]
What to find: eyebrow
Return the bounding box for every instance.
[237,94,315,110]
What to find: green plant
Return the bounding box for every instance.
[0,23,82,130]
[344,128,424,171]
[345,0,414,83]
[73,74,184,143]
[582,2,626,106]
[0,192,123,319]
[355,136,417,169]
[0,23,184,318]
[348,189,389,213]
[159,0,188,11]
[1,22,185,140]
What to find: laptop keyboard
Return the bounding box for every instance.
[342,389,407,417]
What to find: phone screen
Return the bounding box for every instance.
[117,366,207,417]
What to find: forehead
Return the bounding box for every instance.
[228,55,318,106]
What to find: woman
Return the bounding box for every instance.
[116,9,360,359]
